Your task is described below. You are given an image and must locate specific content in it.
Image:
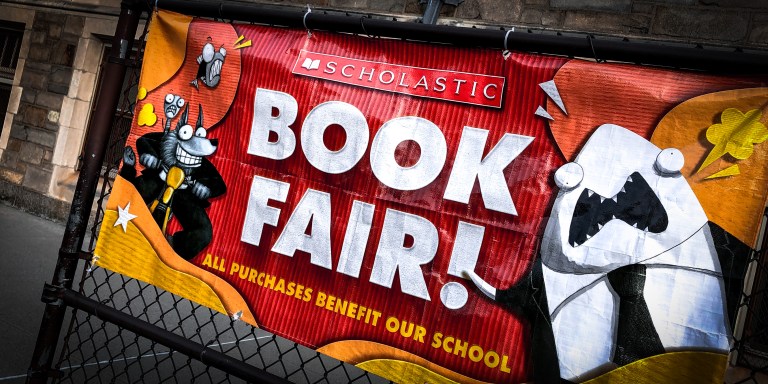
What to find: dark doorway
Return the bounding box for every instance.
[0,21,24,138]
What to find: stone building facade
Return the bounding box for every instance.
[0,0,766,221]
[0,1,141,219]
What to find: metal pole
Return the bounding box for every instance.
[26,1,143,382]
[58,288,291,384]
[154,0,768,74]
[421,0,443,25]
[731,208,768,364]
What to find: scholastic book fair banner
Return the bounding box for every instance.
[94,9,768,384]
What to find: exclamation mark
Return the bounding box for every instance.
[441,221,485,310]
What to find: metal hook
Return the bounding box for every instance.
[303,5,313,39]
[502,27,514,60]
[360,16,369,38]
[86,256,100,273]
[587,34,602,63]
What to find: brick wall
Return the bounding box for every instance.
[253,0,768,49]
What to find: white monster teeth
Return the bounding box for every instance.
[599,196,605,203]
[181,155,201,165]
[620,186,626,193]
[632,223,638,228]
[627,175,633,183]
[598,223,603,230]
[611,195,618,203]
[612,215,617,220]
[587,190,594,197]
[586,234,591,240]
[175,146,202,166]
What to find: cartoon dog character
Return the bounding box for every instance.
[121,104,226,260]
[191,41,226,90]
[468,124,730,382]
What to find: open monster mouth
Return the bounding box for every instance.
[165,104,178,117]
[175,145,202,167]
[206,59,223,85]
[568,172,668,247]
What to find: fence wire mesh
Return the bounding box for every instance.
[46,7,768,384]
[56,267,387,384]
[51,14,386,384]
[728,218,768,384]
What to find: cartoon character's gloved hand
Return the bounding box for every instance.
[140,153,160,169]
[192,183,211,200]
[123,147,135,167]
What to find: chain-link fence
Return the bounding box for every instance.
[46,14,387,384]
[29,3,768,384]
[729,215,768,384]
[55,268,387,384]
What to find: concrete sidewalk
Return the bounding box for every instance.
[0,203,353,384]
[0,203,64,383]
[0,202,338,384]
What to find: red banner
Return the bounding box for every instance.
[95,10,768,384]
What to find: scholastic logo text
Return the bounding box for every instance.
[292,50,505,108]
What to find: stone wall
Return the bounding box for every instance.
[0,11,85,194]
[252,0,768,49]
[0,3,129,210]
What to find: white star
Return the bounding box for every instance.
[114,202,138,233]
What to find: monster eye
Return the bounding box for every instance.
[178,125,193,140]
[554,162,583,191]
[176,98,185,107]
[655,148,684,175]
[165,94,174,103]
[202,43,215,63]
[195,127,207,138]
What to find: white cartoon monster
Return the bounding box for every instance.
[541,123,730,379]
[469,124,730,382]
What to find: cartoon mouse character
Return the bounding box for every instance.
[163,93,185,132]
[468,124,732,382]
[191,41,226,90]
[121,104,226,260]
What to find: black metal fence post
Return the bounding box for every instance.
[26,1,144,382]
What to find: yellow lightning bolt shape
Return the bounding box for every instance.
[697,107,768,175]
[233,35,251,49]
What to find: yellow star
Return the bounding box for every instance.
[114,202,137,233]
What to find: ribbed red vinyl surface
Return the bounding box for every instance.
[142,21,569,383]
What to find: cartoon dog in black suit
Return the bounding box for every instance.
[121,102,225,260]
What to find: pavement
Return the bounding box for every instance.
[0,203,64,383]
[0,203,376,384]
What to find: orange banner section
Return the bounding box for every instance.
[100,176,256,326]
[652,88,768,246]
